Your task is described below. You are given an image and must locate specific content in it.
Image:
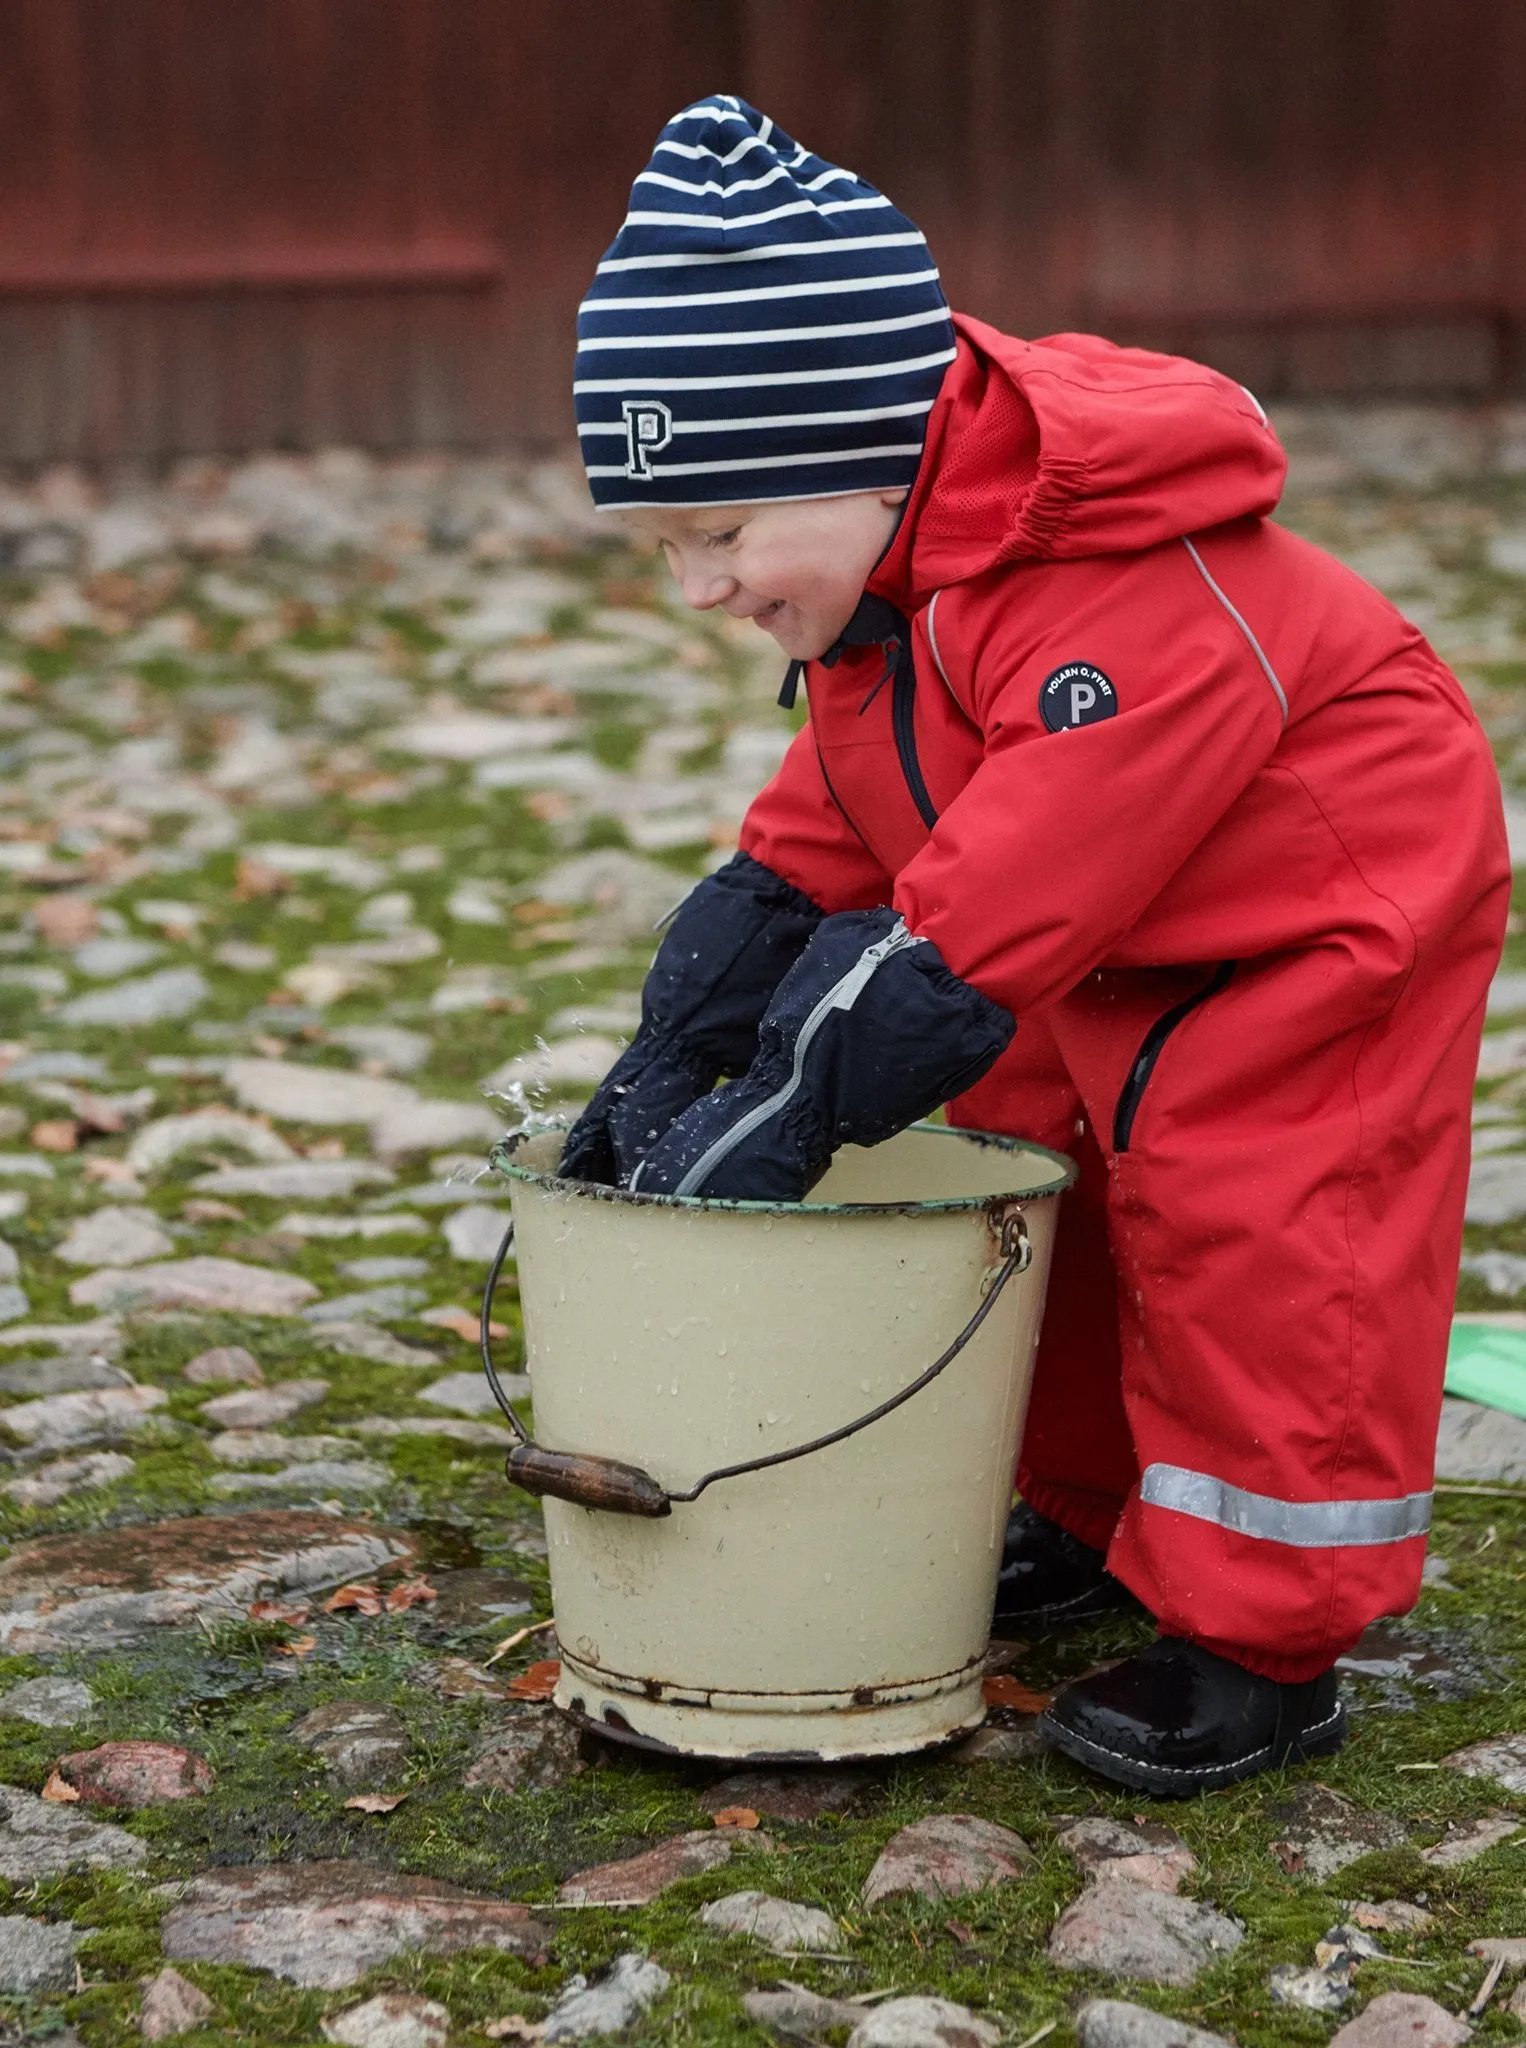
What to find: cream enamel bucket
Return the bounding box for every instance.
[486,1123,1074,1761]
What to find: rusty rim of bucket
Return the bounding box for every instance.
[487,1118,1077,1216]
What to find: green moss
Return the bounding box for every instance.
[2,477,1525,2044]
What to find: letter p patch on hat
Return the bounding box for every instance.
[622,399,674,478]
[1040,661,1118,732]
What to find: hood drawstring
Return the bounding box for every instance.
[776,592,914,713]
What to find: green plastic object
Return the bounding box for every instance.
[1446,1320,1526,1420]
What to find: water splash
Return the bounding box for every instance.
[478,1060,566,1183]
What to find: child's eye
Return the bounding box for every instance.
[704,528,741,549]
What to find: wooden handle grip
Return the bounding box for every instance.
[507,1445,672,1517]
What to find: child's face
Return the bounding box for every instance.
[619,489,908,659]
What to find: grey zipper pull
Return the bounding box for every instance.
[653,883,697,934]
[824,918,922,1012]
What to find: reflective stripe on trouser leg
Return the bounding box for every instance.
[1139,1463,1432,1548]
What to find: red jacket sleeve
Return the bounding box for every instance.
[893,545,1288,1013]
[740,722,896,913]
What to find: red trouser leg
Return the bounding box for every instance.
[952,668,1505,1679]
[950,1017,1137,1554]
[1048,928,1496,1683]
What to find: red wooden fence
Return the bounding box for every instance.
[0,0,1522,462]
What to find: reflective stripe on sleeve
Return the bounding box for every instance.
[1182,536,1289,721]
[1139,1462,1432,1547]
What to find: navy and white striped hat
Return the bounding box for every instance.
[575,97,957,510]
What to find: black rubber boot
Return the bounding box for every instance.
[993,1502,1141,1626]
[1037,1635,1346,1796]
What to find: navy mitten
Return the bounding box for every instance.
[631,906,1015,1202]
[558,852,823,1185]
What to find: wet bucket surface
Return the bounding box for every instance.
[496,1123,1074,1761]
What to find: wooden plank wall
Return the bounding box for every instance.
[0,0,1522,463]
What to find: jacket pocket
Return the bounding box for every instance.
[1111,961,1237,1153]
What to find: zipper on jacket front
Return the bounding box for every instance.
[1112,961,1237,1153]
[890,640,939,830]
[792,601,939,836]
[665,920,926,1196]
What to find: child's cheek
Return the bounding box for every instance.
[738,543,770,592]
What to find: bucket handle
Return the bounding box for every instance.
[479,1204,1032,1519]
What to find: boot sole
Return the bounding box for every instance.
[1036,1699,1347,1797]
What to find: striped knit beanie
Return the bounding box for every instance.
[575,96,956,509]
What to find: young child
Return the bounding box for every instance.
[562,96,1510,1794]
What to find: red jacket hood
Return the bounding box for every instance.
[872,315,1287,607]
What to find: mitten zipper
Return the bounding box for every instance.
[653,920,925,1198]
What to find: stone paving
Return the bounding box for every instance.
[0,421,1520,2041]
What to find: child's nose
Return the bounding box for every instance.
[677,562,737,610]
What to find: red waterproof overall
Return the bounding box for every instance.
[740,318,1510,1680]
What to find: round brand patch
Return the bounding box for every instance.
[1039,662,1118,732]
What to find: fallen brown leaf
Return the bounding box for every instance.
[343,1792,408,1813]
[30,1119,79,1154]
[86,570,139,611]
[711,1806,760,1830]
[345,775,411,802]
[273,1634,317,1659]
[981,1676,1053,1714]
[40,1772,80,1804]
[323,1582,382,1617]
[234,855,290,900]
[432,1308,507,1343]
[505,1660,560,1702]
[247,1598,311,1625]
[384,1576,438,1613]
[32,895,98,947]
[82,840,145,883]
[68,1091,126,1136]
[83,1156,142,1185]
[526,791,573,823]
[485,2020,545,2042]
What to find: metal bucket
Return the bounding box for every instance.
[486,1122,1074,1761]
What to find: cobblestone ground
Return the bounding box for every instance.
[0,417,1521,2046]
